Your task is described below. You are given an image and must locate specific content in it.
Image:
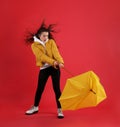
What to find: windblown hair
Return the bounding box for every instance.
[25,21,57,44]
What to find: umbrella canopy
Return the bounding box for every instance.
[59,71,107,110]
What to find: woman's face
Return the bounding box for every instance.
[39,32,49,42]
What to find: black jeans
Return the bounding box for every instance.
[34,66,61,108]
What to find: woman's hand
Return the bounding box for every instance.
[59,63,64,68]
[53,61,64,69]
[54,61,59,69]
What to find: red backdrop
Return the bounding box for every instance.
[0,0,120,126]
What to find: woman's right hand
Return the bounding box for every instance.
[54,61,59,69]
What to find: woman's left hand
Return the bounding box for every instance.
[59,63,64,68]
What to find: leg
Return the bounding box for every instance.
[34,69,50,106]
[25,68,50,115]
[51,67,61,108]
[51,67,64,118]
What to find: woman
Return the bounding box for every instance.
[25,22,64,119]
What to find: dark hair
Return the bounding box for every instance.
[25,21,57,44]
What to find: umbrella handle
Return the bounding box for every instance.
[63,67,74,76]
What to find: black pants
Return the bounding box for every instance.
[34,66,61,108]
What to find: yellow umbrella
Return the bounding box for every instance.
[59,71,107,110]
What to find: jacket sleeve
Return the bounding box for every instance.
[31,43,55,66]
[51,40,64,64]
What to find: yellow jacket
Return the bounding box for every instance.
[31,39,64,67]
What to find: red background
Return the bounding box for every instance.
[0,0,120,127]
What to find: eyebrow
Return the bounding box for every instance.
[43,34,48,36]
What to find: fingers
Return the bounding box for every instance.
[54,61,59,69]
[59,63,64,68]
[53,61,64,69]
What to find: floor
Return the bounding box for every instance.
[0,102,119,127]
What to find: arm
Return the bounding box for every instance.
[51,40,64,64]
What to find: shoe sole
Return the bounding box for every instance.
[25,111,38,115]
[58,116,64,119]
